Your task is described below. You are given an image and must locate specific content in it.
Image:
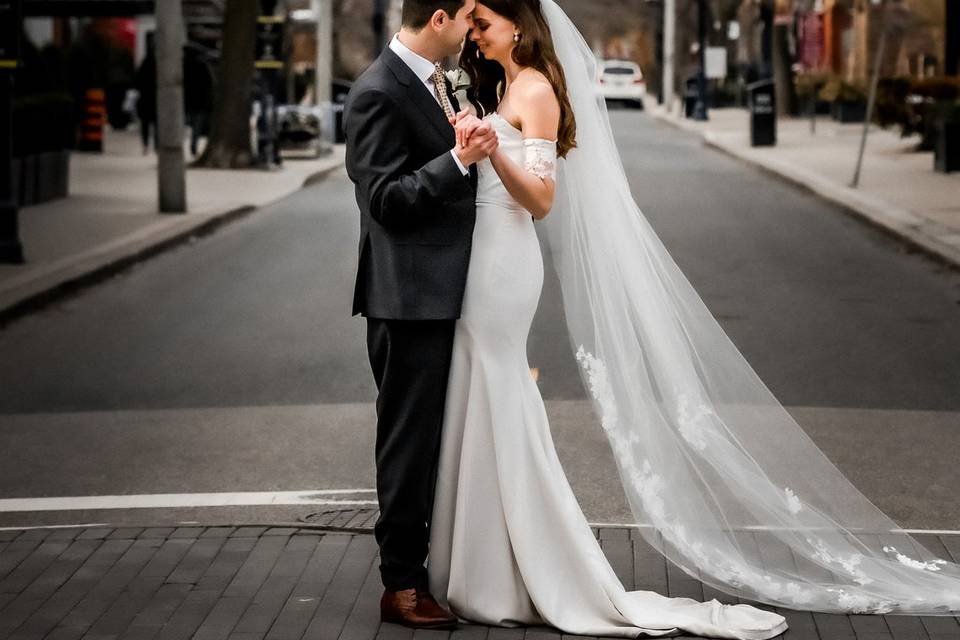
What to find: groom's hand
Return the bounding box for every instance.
[451,109,489,149]
[454,125,498,167]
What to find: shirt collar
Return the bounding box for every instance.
[388,34,439,84]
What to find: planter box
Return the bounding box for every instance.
[796,98,831,117]
[934,120,960,173]
[11,157,20,207]
[35,150,70,202]
[18,154,37,207]
[13,150,70,207]
[831,100,866,122]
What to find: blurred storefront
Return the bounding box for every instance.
[794,0,951,80]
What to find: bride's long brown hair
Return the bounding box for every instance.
[458,0,576,158]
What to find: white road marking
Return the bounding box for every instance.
[0,492,956,536]
[0,489,377,513]
[0,522,113,531]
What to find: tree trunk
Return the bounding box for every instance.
[156,0,186,211]
[194,0,257,168]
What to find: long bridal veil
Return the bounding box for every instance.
[536,0,960,615]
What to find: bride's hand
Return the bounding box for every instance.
[451,110,490,149]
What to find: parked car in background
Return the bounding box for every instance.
[598,59,646,109]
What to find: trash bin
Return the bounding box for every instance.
[333,102,346,143]
[683,75,699,118]
[747,79,776,146]
[320,101,346,144]
[933,104,960,173]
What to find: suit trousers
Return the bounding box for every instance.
[366,317,457,591]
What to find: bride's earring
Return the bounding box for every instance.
[513,32,521,42]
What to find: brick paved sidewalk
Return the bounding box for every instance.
[2,513,960,640]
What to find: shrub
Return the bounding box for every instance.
[818,76,867,102]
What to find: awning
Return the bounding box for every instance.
[23,0,155,17]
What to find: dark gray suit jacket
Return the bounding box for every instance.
[344,45,479,320]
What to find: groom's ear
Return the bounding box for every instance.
[430,9,446,28]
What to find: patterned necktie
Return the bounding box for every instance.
[431,62,456,119]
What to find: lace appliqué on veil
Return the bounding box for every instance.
[575,346,618,432]
[571,345,940,614]
[523,139,557,180]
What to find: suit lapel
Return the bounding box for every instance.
[381,46,455,148]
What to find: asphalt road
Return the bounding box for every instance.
[1,110,958,530]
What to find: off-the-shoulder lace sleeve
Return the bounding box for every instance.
[523,138,558,181]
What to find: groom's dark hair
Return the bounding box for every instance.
[401,0,467,30]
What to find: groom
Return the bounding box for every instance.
[343,0,497,629]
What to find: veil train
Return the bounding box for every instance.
[537,0,960,615]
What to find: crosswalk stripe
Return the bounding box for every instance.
[0,489,378,513]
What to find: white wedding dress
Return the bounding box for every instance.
[425,112,789,640]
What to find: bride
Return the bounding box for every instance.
[426,0,960,636]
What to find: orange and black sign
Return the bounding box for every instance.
[0,0,22,71]
[78,88,106,152]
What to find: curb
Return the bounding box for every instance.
[646,105,960,272]
[0,160,344,327]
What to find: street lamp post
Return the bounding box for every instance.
[0,0,24,263]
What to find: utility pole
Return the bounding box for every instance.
[312,0,332,104]
[663,0,676,112]
[156,0,187,213]
[0,0,24,263]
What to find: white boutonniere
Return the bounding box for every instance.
[445,67,473,110]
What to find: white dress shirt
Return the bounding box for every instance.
[388,34,470,176]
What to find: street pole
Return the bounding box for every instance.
[0,0,24,263]
[156,0,187,212]
[760,0,773,79]
[372,0,386,58]
[692,0,709,120]
[387,0,402,41]
[851,0,888,188]
[313,0,332,104]
[947,0,958,76]
[663,0,676,112]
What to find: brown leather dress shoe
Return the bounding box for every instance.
[380,587,459,629]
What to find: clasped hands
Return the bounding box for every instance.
[450,108,498,167]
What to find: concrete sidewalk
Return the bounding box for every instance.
[2,517,959,640]
[0,129,345,323]
[644,98,960,269]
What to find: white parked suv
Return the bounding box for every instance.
[597,59,646,108]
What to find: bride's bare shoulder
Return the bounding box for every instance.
[512,69,560,138]
[513,69,554,96]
